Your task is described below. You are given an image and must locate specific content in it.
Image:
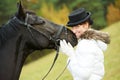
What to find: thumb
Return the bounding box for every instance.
[68,42,73,49]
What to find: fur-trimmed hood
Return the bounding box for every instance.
[80,28,110,44]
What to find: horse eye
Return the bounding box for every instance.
[35,17,45,25]
[40,20,45,25]
[31,19,45,25]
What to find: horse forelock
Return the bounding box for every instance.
[24,9,36,15]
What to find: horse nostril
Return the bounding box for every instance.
[72,35,78,46]
[72,36,74,40]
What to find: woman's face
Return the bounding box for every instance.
[71,22,89,39]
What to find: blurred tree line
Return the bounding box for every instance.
[0,0,17,25]
[0,0,119,29]
[0,0,120,63]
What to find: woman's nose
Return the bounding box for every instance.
[72,29,78,34]
[75,29,81,33]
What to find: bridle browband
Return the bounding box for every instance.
[14,13,68,80]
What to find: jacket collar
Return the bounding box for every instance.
[80,28,110,44]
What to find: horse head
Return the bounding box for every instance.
[15,2,78,50]
[0,1,78,80]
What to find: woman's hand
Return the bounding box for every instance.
[60,39,75,57]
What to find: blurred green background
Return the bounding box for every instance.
[0,0,120,80]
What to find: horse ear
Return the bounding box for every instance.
[16,1,26,20]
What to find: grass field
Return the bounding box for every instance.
[20,52,73,80]
[20,22,120,80]
[103,22,120,80]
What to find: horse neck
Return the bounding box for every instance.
[12,38,34,80]
[0,19,33,80]
[0,19,20,46]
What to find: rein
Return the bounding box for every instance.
[14,14,68,80]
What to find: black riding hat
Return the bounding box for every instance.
[67,8,93,27]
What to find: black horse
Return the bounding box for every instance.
[0,2,77,80]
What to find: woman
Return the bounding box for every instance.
[60,8,110,80]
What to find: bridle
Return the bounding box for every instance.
[14,13,68,80]
[14,14,65,47]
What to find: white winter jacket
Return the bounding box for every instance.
[66,29,110,80]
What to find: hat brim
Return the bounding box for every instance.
[67,12,91,27]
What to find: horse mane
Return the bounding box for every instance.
[0,20,18,47]
[0,9,36,47]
